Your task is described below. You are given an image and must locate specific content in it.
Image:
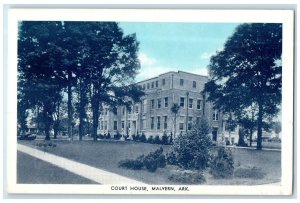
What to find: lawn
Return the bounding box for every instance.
[18,140,281,185]
[17,151,97,184]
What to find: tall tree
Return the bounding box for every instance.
[18,21,66,140]
[204,23,282,150]
[64,22,142,141]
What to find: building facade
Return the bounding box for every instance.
[98,71,225,141]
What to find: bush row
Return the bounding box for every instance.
[118,147,166,172]
[97,132,173,145]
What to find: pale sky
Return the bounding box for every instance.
[119,22,240,82]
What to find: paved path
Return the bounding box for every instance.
[17,143,146,185]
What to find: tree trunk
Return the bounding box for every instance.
[43,107,51,141]
[53,121,59,139]
[67,70,73,140]
[249,127,253,147]
[79,116,84,141]
[257,102,263,150]
[92,98,100,141]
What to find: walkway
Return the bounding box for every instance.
[17,143,146,185]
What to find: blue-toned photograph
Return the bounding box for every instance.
[17,21,282,186]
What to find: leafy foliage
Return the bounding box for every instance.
[170,118,213,170]
[118,147,166,172]
[210,147,234,178]
[205,23,282,149]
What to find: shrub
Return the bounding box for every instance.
[168,170,206,184]
[118,147,166,173]
[154,135,161,144]
[106,132,111,139]
[140,133,147,143]
[210,147,234,179]
[114,131,122,140]
[97,134,104,139]
[170,118,213,170]
[161,132,169,145]
[234,165,266,179]
[166,151,177,165]
[118,156,144,170]
[143,147,166,172]
[147,135,154,144]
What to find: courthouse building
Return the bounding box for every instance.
[98,71,226,141]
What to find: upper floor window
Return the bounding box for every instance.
[164,116,168,129]
[151,99,155,109]
[157,98,161,109]
[180,79,184,86]
[189,98,193,109]
[135,105,139,113]
[156,80,158,87]
[143,84,145,90]
[147,83,150,89]
[213,110,219,121]
[143,99,147,113]
[151,117,154,130]
[193,81,197,88]
[162,78,166,86]
[197,99,202,110]
[151,81,154,88]
[180,97,185,107]
[157,116,161,130]
[164,97,168,108]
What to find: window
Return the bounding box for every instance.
[135,105,139,113]
[180,97,185,107]
[164,116,168,129]
[156,80,158,87]
[143,84,145,90]
[147,83,150,89]
[151,99,155,109]
[151,117,154,130]
[193,81,196,88]
[157,116,161,130]
[142,119,146,130]
[151,81,154,88]
[104,121,107,130]
[143,99,147,113]
[122,107,125,115]
[113,121,118,130]
[164,97,168,108]
[180,79,184,86]
[157,98,161,109]
[188,117,193,130]
[179,123,184,131]
[101,121,104,130]
[189,98,193,109]
[213,110,219,121]
[162,78,165,86]
[121,121,125,130]
[197,99,202,110]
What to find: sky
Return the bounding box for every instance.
[119,22,240,82]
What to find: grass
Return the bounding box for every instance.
[18,140,281,185]
[17,151,97,184]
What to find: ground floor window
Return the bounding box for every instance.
[151,117,154,130]
[157,116,161,130]
[121,121,124,130]
[164,116,168,129]
[179,122,184,131]
[188,116,193,130]
[113,121,118,130]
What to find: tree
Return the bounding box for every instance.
[65,22,142,141]
[205,23,282,150]
[171,118,213,170]
[171,103,180,139]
